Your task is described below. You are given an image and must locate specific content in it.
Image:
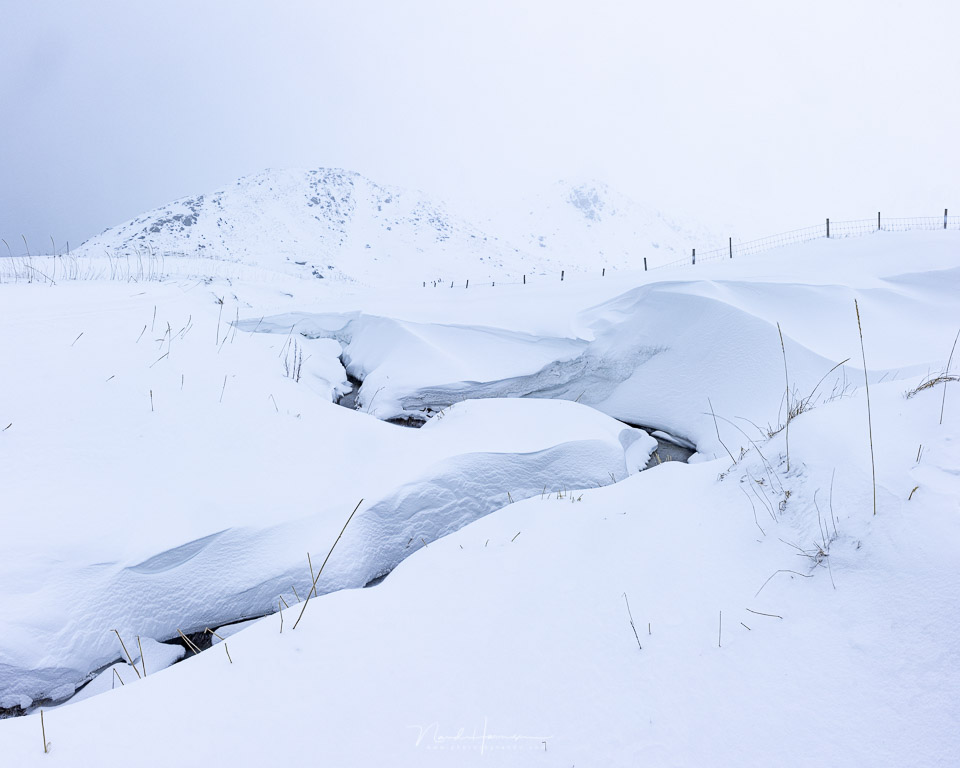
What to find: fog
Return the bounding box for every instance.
[2,0,957,253]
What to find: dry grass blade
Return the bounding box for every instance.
[855,300,877,515]
[905,373,960,399]
[709,411,784,494]
[292,499,363,630]
[307,552,317,598]
[795,357,852,416]
[177,629,202,655]
[215,296,224,344]
[941,328,960,424]
[137,635,146,677]
[112,629,142,679]
[754,569,813,597]
[745,607,783,619]
[622,593,642,649]
[708,397,737,465]
[204,628,233,663]
[41,709,49,754]
[738,486,765,536]
[777,322,790,472]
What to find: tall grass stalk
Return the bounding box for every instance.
[941,328,960,425]
[777,323,790,472]
[855,300,876,515]
[292,499,363,630]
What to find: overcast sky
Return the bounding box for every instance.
[2,0,958,253]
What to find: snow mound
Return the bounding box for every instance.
[277,233,960,460]
[0,287,649,712]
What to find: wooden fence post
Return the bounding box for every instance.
[643,257,647,272]
[465,280,469,289]
[692,248,696,265]
[878,212,880,231]
[729,237,732,258]
[561,270,564,281]
[826,218,830,238]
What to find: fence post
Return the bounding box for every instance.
[602,267,605,277]
[878,212,881,231]
[465,280,469,289]
[826,218,830,238]
[729,237,732,259]
[523,274,526,285]
[692,248,696,265]
[450,281,453,288]
[643,257,647,272]
[561,270,564,281]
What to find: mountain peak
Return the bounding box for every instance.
[74,168,711,284]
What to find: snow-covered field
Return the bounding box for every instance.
[1,224,958,766]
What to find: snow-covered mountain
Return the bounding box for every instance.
[74,168,522,284]
[485,178,715,268]
[73,169,712,284]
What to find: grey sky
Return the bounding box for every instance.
[2,0,958,254]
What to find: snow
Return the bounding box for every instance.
[1,220,959,766]
[63,168,712,285]
[0,282,651,707]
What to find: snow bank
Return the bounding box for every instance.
[0,286,647,708]
[272,232,960,459]
[2,372,957,765]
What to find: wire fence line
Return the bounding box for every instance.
[424,209,958,287]
[2,210,955,288]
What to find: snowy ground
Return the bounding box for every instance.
[1,230,958,766]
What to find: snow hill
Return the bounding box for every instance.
[480,178,716,269]
[71,169,709,284]
[1,227,958,767]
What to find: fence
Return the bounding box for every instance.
[2,210,957,288]
[423,209,958,287]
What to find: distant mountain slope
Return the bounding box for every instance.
[74,169,713,284]
[488,179,716,268]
